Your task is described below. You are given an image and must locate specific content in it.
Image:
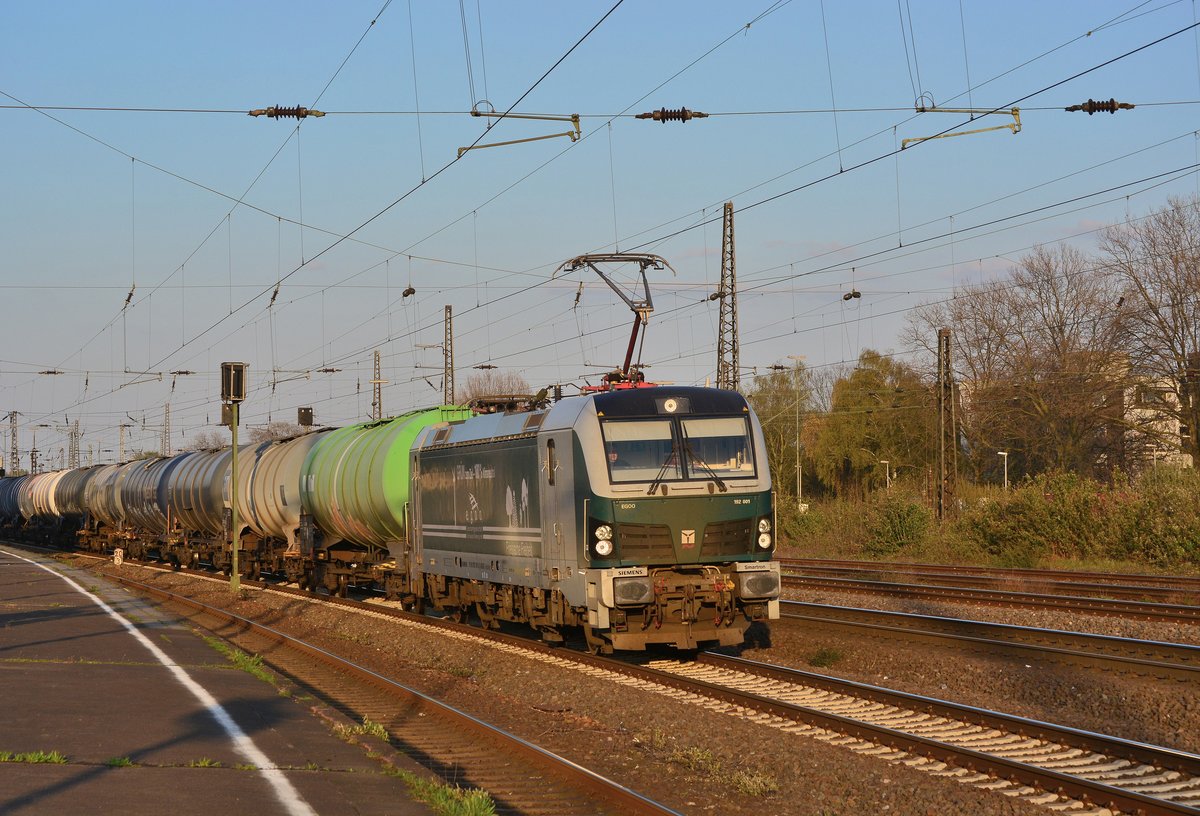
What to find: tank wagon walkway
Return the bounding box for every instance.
[0,548,431,816]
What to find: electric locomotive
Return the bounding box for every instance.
[410,384,780,653]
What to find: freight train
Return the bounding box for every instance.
[0,385,780,653]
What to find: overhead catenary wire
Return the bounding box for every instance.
[0,0,399,407]
[14,143,1195,444]
[7,100,1199,116]
[37,128,1190,446]
[15,1,628,434]
[11,1,1200,446]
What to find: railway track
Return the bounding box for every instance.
[778,599,1200,682]
[82,554,1200,816]
[113,574,680,816]
[782,556,1200,595]
[649,653,1200,815]
[781,572,1200,624]
[23,541,1200,815]
[781,557,1200,604]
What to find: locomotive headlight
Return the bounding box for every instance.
[594,524,613,541]
[594,538,614,557]
[757,532,772,549]
[758,517,771,533]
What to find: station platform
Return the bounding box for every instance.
[0,546,432,816]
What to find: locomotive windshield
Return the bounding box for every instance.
[601,416,755,483]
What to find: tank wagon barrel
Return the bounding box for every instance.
[55,466,103,518]
[237,431,331,551]
[296,407,474,595]
[111,453,193,547]
[0,475,28,525]
[29,470,70,520]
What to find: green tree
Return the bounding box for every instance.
[804,350,935,497]
[746,360,813,503]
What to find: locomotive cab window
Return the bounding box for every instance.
[680,417,756,479]
[601,419,680,483]
[601,415,756,484]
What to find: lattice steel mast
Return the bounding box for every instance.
[69,419,80,468]
[443,305,455,405]
[160,405,170,457]
[715,202,740,391]
[370,350,386,421]
[6,412,18,474]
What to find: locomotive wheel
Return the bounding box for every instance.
[336,573,349,598]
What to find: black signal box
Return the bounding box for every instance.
[221,362,248,403]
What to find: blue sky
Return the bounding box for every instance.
[4,0,1199,463]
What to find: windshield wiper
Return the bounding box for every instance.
[646,440,678,496]
[680,426,727,492]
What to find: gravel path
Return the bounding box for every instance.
[76,557,1056,816]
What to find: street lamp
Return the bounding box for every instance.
[997,451,1008,490]
[221,362,248,592]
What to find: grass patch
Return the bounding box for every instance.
[668,746,719,775]
[807,647,844,668]
[187,757,222,768]
[334,717,390,743]
[634,729,671,751]
[234,763,258,771]
[104,756,134,767]
[729,768,780,796]
[0,750,68,764]
[446,666,474,679]
[659,744,778,797]
[381,766,496,816]
[202,636,276,686]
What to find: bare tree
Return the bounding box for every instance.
[1100,195,1200,458]
[185,429,228,451]
[908,244,1134,480]
[458,369,531,402]
[248,422,304,443]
